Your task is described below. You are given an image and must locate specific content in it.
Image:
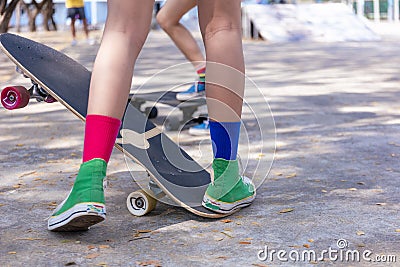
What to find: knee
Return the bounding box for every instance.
[156,11,176,31]
[202,18,241,41]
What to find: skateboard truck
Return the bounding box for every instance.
[29,81,57,103]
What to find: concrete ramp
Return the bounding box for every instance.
[242,3,380,42]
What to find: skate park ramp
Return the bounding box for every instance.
[242,3,380,42]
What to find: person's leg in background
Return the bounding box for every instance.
[156,0,206,101]
[156,0,209,134]
[48,0,155,232]
[197,0,256,213]
[68,8,77,45]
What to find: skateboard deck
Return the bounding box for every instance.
[131,91,206,131]
[0,33,230,218]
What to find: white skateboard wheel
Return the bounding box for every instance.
[126,189,157,216]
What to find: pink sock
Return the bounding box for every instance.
[82,114,121,163]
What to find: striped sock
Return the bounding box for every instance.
[196,66,206,85]
[209,121,241,160]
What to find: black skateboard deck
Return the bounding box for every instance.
[0,33,230,218]
[131,91,206,131]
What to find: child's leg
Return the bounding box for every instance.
[156,0,204,67]
[48,0,155,232]
[198,0,255,213]
[157,0,206,100]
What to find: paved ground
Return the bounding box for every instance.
[0,26,400,266]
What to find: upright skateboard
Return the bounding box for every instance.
[0,33,233,218]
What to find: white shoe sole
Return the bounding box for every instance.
[48,202,106,231]
[176,91,205,101]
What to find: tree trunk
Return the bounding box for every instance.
[22,0,47,32]
[0,0,20,33]
[42,0,57,31]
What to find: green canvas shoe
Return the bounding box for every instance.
[48,158,107,231]
[202,158,256,213]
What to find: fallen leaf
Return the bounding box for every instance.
[16,144,24,147]
[15,237,44,241]
[239,241,251,244]
[0,204,5,207]
[221,231,233,238]
[356,231,365,236]
[308,239,314,243]
[395,229,400,233]
[285,173,297,178]
[136,260,162,267]
[85,253,100,259]
[252,263,269,267]
[278,208,294,214]
[19,171,37,178]
[303,244,310,248]
[221,219,232,223]
[87,245,96,250]
[137,230,152,233]
[99,245,110,249]
[214,237,224,241]
[8,251,17,254]
[216,256,228,260]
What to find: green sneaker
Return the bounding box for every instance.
[48,158,107,231]
[202,158,256,214]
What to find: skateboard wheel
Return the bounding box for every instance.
[145,106,158,119]
[164,116,180,131]
[1,86,30,110]
[126,189,157,216]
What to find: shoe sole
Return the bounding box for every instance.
[48,203,106,232]
[176,92,205,101]
[202,193,256,214]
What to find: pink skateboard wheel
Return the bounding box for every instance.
[1,86,30,110]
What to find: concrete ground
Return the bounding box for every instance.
[0,26,400,266]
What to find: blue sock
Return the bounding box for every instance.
[209,121,241,160]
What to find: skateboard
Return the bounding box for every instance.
[0,33,232,218]
[131,91,207,131]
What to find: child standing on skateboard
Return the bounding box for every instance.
[48,0,256,231]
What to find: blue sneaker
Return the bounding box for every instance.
[188,120,209,136]
[176,82,205,101]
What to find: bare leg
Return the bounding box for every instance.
[197,0,245,121]
[88,0,155,119]
[156,0,205,68]
[70,18,76,40]
[82,18,90,39]
[198,1,255,214]
[48,0,155,232]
